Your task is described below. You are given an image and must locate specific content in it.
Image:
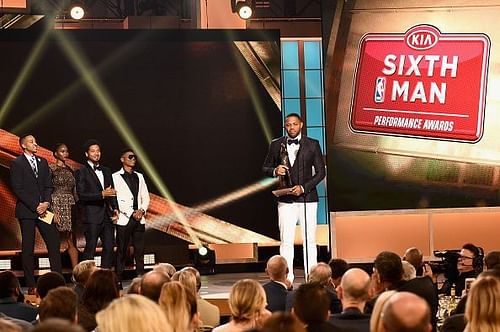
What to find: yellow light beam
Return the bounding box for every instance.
[52,30,202,247]
[0,27,51,127]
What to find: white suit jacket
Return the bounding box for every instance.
[112,168,150,225]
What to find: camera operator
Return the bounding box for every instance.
[455,243,483,297]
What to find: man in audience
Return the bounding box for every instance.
[38,287,78,323]
[454,243,482,297]
[139,271,170,302]
[330,268,371,332]
[71,260,97,302]
[152,262,176,278]
[381,291,432,332]
[36,272,66,302]
[292,283,351,332]
[369,251,437,329]
[263,255,291,312]
[485,251,500,270]
[32,318,84,332]
[401,261,417,281]
[0,312,33,331]
[0,271,37,322]
[328,258,349,289]
[404,247,424,276]
[286,262,342,314]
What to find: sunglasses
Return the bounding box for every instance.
[126,154,137,160]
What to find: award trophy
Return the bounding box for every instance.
[272,142,294,197]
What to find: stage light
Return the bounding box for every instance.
[70,5,85,19]
[194,246,216,275]
[144,253,156,266]
[231,0,254,20]
[0,259,11,270]
[94,256,101,267]
[38,257,50,269]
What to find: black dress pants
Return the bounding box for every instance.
[115,217,145,279]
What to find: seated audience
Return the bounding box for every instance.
[369,290,396,332]
[71,260,96,302]
[96,294,172,332]
[329,268,371,332]
[152,262,177,278]
[78,269,119,331]
[262,311,306,332]
[213,279,270,332]
[159,281,199,332]
[328,258,349,289]
[0,312,32,332]
[403,247,424,276]
[485,250,500,270]
[32,318,84,332]
[140,271,170,302]
[0,271,37,322]
[36,271,66,301]
[464,273,500,332]
[0,318,21,332]
[292,283,350,332]
[381,291,432,332]
[263,255,291,312]
[38,287,77,323]
[181,266,220,328]
[126,276,142,295]
[454,243,482,297]
[401,261,417,281]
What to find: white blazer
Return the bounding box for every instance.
[112,168,150,225]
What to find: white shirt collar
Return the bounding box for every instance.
[24,152,36,160]
[87,160,100,170]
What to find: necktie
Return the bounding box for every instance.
[287,138,299,145]
[29,156,38,178]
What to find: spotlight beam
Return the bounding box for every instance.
[52,30,203,247]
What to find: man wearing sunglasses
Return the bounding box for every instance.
[112,149,150,281]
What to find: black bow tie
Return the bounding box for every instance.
[287,139,299,145]
[93,164,102,171]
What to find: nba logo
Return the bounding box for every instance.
[374,77,386,103]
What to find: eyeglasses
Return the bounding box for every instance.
[127,154,137,160]
[458,255,474,260]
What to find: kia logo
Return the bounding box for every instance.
[405,28,439,50]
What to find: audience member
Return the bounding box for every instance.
[0,271,37,322]
[464,274,500,332]
[263,255,291,312]
[32,318,84,332]
[36,271,66,300]
[0,318,21,332]
[78,269,119,331]
[152,262,177,278]
[181,266,220,328]
[172,270,197,297]
[262,311,306,332]
[455,243,482,297]
[403,247,424,276]
[401,261,416,281]
[329,268,371,332]
[126,277,142,294]
[0,313,32,332]
[381,291,432,332]
[71,260,96,302]
[140,271,170,302]
[38,287,77,323]
[159,281,199,332]
[292,283,349,332]
[328,258,349,289]
[485,250,500,270]
[213,279,270,332]
[96,294,172,332]
[369,290,396,332]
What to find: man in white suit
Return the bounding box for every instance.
[112,148,150,280]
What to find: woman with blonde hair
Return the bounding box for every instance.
[159,281,199,332]
[464,275,500,332]
[95,294,172,332]
[369,290,397,332]
[213,279,271,332]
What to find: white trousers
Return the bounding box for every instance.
[278,201,318,282]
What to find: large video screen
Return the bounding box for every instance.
[0,28,282,250]
[326,3,500,212]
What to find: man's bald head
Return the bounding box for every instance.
[266,255,288,281]
[308,263,332,286]
[339,268,370,302]
[140,271,170,302]
[382,292,431,332]
[404,247,423,271]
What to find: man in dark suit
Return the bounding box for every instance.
[263,255,291,312]
[76,139,118,269]
[9,134,62,291]
[330,268,371,332]
[262,113,325,282]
